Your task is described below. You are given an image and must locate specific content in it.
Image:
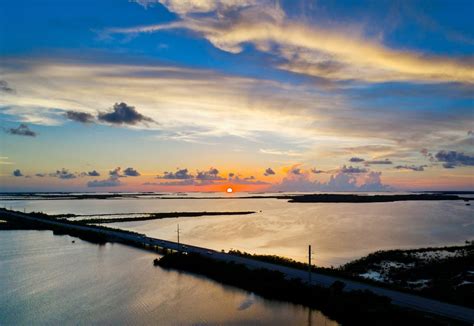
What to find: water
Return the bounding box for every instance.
[0,230,335,325]
[2,194,472,267]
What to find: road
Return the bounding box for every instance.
[2,208,473,323]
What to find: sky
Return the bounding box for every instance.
[0,0,473,192]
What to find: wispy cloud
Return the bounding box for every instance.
[111,0,474,84]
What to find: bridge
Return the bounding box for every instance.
[1,208,473,323]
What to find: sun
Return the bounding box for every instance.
[226,187,233,193]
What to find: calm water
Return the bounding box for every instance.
[2,194,472,267]
[0,230,335,325]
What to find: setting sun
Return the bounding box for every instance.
[226,187,233,193]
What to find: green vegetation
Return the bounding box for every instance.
[156,252,454,325]
[341,242,474,308]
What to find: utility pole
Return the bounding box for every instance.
[308,245,312,284]
[177,224,180,247]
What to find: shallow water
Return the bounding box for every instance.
[0,230,335,325]
[1,194,472,266]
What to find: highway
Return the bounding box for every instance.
[2,208,473,323]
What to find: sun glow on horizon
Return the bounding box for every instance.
[226,187,233,193]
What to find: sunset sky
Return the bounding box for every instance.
[1,0,473,192]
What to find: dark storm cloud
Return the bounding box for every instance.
[6,124,37,137]
[340,165,368,174]
[157,168,194,179]
[435,150,474,168]
[50,168,76,179]
[123,167,141,176]
[196,167,225,180]
[395,165,427,172]
[65,110,95,123]
[264,168,275,176]
[0,80,15,93]
[349,157,365,163]
[365,159,392,165]
[98,102,154,125]
[12,169,23,177]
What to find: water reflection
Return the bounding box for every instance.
[0,230,336,325]
[1,196,472,266]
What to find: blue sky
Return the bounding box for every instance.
[1,0,473,191]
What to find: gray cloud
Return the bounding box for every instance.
[6,124,37,137]
[123,167,141,177]
[87,177,122,187]
[87,170,100,176]
[196,167,225,180]
[98,102,154,125]
[349,157,365,163]
[365,159,392,165]
[50,168,76,179]
[229,175,269,185]
[35,173,46,177]
[340,165,368,174]
[65,110,95,123]
[264,168,275,176]
[435,150,474,168]
[290,167,302,175]
[0,80,15,93]
[158,168,194,179]
[109,167,123,178]
[12,169,23,177]
[310,168,324,174]
[395,165,427,172]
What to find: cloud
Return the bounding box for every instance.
[109,167,123,178]
[50,168,76,179]
[196,167,225,180]
[123,167,141,177]
[349,157,365,163]
[6,124,37,137]
[365,159,392,165]
[228,174,269,185]
[310,168,324,174]
[87,170,100,176]
[87,177,122,187]
[157,168,194,179]
[144,179,196,186]
[271,165,390,192]
[12,169,23,177]
[35,173,46,177]
[98,102,154,125]
[395,165,427,172]
[0,80,15,93]
[259,148,303,157]
[435,150,474,168]
[114,1,474,84]
[264,167,275,176]
[420,148,435,162]
[340,165,368,174]
[290,167,303,175]
[65,110,95,123]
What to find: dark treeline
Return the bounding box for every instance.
[156,253,454,326]
[288,194,469,203]
[76,211,255,224]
